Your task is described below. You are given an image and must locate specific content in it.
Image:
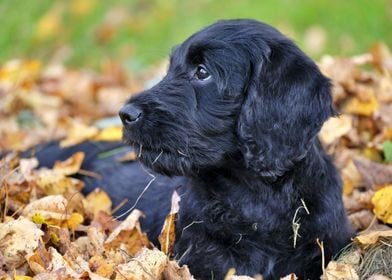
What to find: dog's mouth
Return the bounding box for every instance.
[130,142,188,164]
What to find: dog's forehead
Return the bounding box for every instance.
[169,19,282,68]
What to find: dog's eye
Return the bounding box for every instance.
[195,65,211,81]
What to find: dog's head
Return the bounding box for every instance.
[120,19,334,177]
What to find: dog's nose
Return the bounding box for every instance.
[119,104,143,126]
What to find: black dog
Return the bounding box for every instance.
[119,19,353,279]
[30,19,352,279]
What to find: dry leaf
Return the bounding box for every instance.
[115,248,168,280]
[60,121,98,148]
[117,151,138,162]
[324,261,359,280]
[104,209,150,256]
[343,93,379,117]
[372,185,392,223]
[163,261,194,280]
[52,152,85,176]
[94,126,122,141]
[159,191,180,255]
[354,230,392,246]
[22,195,69,224]
[85,189,112,216]
[349,209,375,231]
[280,274,298,280]
[320,115,352,145]
[354,159,392,189]
[0,217,44,269]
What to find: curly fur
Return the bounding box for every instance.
[119,19,353,279]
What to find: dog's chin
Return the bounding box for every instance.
[131,144,193,177]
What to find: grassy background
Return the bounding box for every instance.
[0,0,391,71]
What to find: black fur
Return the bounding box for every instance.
[120,19,353,279]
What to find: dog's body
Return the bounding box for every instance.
[32,20,353,279]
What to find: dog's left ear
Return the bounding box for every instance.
[238,42,334,178]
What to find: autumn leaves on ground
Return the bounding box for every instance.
[1,43,392,280]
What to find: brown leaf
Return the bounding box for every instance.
[53,152,85,176]
[354,158,392,189]
[163,261,194,280]
[324,261,359,280]
[114,248,168,280]
[159,191,180,256]
[319,115,352,145]
[354,230,392,246]
[104,209,150,256]
[348,209,375,231]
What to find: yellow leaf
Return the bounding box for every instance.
[354,229,392,246]
[14,276,33,280]
[60,121,98,148]
[94,126,123,142]
[31,212,47,225]
[86,189,112,216]
[343,92,379,117]
[372,185,392,223]
[53,152,85,176]
[35,6,62,40]
[320,115,352,145]
[65,213,84,230]
[70,0,97,16]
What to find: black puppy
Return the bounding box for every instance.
[119,19,353,279]
[31,19,352,279]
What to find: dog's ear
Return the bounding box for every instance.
[237,42,334,178]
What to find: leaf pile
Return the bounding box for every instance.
[1,43,392,279]
[0,153,193,280]
[0,59,146,151]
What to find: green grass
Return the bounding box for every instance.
[0,0,391,71]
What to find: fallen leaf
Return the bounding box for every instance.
[163,260,194,280]
[53,152,85,176]
[354,158,392,189]
[60,121,98,148]
[22,195,69,225]
[354,230,392,246]
[348,209,375,231]
[0,217,44,270]
[35,5,63,40]
[372,185,392,223]
[85,189,112,216]
[280,274,298,280]
[117,151,138,162]
[159,191,180,255]
[324,261,359,280]
[114,248,168,280]
[104,209,150,256]
[320,115,352,145]
[94,126,122,141]
[343,92,379,117]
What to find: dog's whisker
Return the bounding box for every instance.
[152,149,164,164]
[138,144,143,158]
[181,220,203,235]
[235,233,243,244]
[177,244,193,264]
[177,150,188,156]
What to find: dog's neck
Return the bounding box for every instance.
[193,139,326,192]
